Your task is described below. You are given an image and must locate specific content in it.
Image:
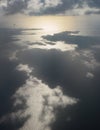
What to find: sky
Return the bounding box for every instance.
[0,0,100,28]
[0,1,100,130]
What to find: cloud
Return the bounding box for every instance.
[16,64,33,76]
[86,72,94,79]
[87,0,100,8]
[17,47,98,102]
[0,58,28,130]
[85,9,100,15]
[1,0,62,15]
[27,0,62,15]
[42,31,100,49]
[3,0,28,15]
[11,76,78,130]
[80,50,100,70]
[0,26,100,130]
[0,28,33,129]
[0,69,78,130]
[27,41,77,52]
[0,0,100,15]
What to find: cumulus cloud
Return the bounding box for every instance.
[0,73,78,130]
[26,0,62,15]
[16,64,33,76]
[0,0,100,15]
[14,76,78,130]
[80,50,100,70]
[3,0,28,14]
[1,0,62,15]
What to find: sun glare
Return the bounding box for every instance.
[31,16,66,34]
[40,20,60,34]
[33,16,76,34]
[6,15,76,34]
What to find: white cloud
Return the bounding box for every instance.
[16,64,33,76]
[14,76,78,130]
[0,73,78,130]
[86,72,94,79]
[79,50,100,70]
[26,0,43,14]
[44,0,62,8]
[28,41,78,52]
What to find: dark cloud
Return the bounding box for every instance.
[80,0,100,15]
[85,10,100,15]
[87,0,100,8]
[29,0,83,15]
[3,0,28,15]
[1,0,100,15]
[42,0,82,15]
[42,31,100,49]
[26,42,45,46]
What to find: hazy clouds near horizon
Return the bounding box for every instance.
[0,0,100,16]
